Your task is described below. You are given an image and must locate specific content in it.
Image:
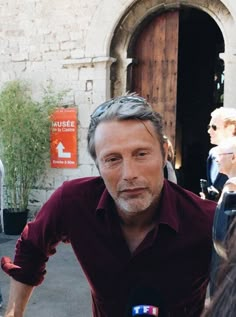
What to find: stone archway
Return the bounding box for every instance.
[108,0,232,192]
[109,0,232,98]
[83,0,235,108]
[82,0,235,191]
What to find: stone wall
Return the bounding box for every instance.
[0,0,236,211]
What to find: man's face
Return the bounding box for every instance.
[94,119,167,217]
[215,147,234,175]
[208,116,233,145]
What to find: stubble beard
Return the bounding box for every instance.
[115,191,156,215]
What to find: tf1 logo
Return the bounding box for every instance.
[132,305,159,316]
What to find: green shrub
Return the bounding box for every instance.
[0,80,64,211]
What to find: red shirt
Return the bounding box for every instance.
[2,178,216,316]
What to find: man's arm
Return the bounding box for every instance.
[4,278,34,317]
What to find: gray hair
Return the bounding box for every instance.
[87,95,166,162]
[211,107,236,135]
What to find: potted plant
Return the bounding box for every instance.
[0,80,63,234]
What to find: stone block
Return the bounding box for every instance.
[11,53,29,62]
[60,41,77,51]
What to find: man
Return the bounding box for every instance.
[210,136,236,296]
[203,107,236,200]
[2,95,215,317]
[203,216,236,317]
[215,136,236,187]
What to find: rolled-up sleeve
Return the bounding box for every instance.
[1,184,68,286]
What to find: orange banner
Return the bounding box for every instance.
[50,107,78,168]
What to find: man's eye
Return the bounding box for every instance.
[137,151,148,157]
[106,157,119,162]
[103,156,121,167]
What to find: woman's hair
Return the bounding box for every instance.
[163,136,175,165]
[87,95,166,162]
[202,216,236,317]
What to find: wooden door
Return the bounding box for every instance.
[130,10,179,147]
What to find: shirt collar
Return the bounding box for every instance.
[157,180,179,233]
[95,180,179,233]
[96,187,113,213]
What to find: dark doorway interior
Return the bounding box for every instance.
[176,8,224,193]
[125,7,224,194]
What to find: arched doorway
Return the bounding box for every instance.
[127,7,224,193]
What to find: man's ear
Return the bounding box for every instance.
[232,153,236,164]
[162,141,168,167]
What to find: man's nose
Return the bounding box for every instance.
[207,126,212,134]
[121,158,137,181]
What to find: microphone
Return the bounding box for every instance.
[125,286,167,316]
[200,178,208,197]
[199,178,220,200]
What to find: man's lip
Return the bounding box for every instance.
[119,187,146,193]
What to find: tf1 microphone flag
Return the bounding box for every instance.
[132,305,159,316]
[126,286,167,317]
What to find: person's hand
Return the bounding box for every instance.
[199,192,206,200]
[208,186,220,201]
[208,185,219,194]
